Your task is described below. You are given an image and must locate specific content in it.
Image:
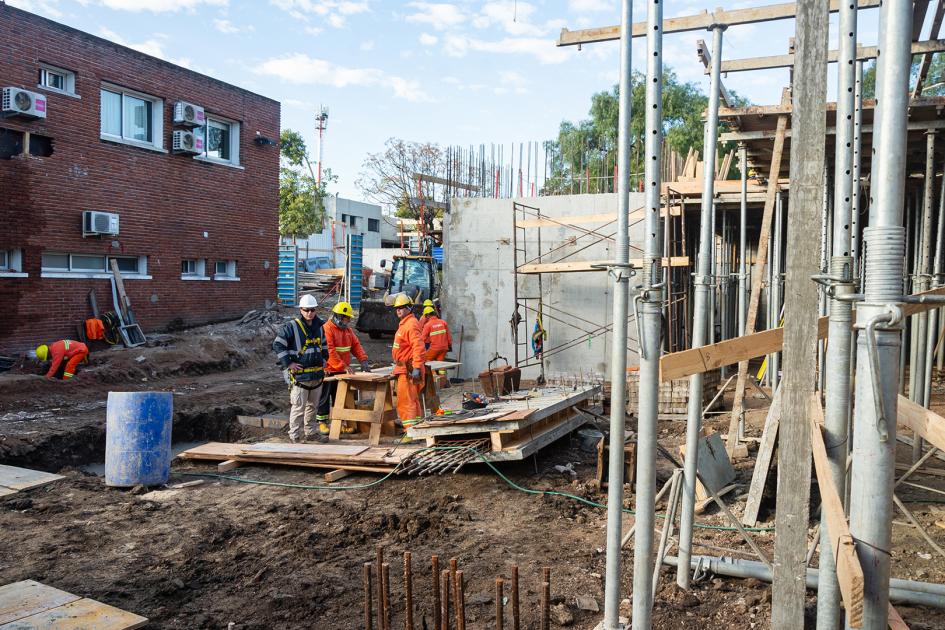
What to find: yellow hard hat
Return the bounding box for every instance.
[423,299,434,308]
[423,306,435,316]
[333,302,354,317]
[35,344,49,361]
[392,293,413,308]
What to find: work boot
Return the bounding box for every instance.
[316,416,330,435]
[305,433,326,443]
[341,422,356,434]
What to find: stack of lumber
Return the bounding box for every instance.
[298,270,343,291]
[177,442,419,474]
[407,385,599,461]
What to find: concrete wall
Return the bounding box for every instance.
[443,193,646,380]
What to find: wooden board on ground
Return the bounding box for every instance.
[0,465,64,496]
[0,580,146,629]
[742,386,782,527]
[485,412,588,461]
[177,441,417,474]
[239,443,370,457]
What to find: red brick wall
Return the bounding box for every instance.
[0,5,280,351]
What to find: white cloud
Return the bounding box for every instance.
[305,25,325,35]
[568,0,612,12]
[90,0,228,11]
[404,2,466,30]
[254,53,430,102]
[213,18,253,34]
[497,70,528,94]
[7,0,64,17]
[443,34,569,64]
[419,33,439,46]
[473,2,563,38]
[98,27,197,69]
[269,0,369,27]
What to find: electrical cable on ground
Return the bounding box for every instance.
[177,445,776,533]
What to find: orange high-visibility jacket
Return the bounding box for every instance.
[46,339,88,379]
[392,313,425,375]
[422,316,452,352]
[324,319,368,374]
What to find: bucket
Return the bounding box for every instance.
[577,428,604,453]
[105,391,173,487]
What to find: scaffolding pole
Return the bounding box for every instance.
[601,0,633,627]
[630,0,664,627]
[848,1,911,628]
[677,22,725,591]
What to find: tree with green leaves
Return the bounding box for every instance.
[279,129,333,240]
[861,53,945,99]
[544,67,747,194]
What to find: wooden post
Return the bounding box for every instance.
[772,1,828,626]
[726,89,791,456]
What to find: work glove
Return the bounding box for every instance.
[361,360,371,372]
[448,345,453,353]
[411,368,422,381]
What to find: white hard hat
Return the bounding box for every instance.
[299,294,318,308]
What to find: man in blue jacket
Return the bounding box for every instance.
[272,294,329,442]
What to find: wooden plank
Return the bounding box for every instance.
[718,39,945,74]
[0,581,80,625]
[727,97,790,455]
[239,443,369,457]
[515,205,681,229]
[809,395,865,628]
[742,386,782,527]
[721,117,945,142]
[486,413,586,461]
[0,596,148,629]
[216,460,242,473]
[0,465,64,493]
[661,286,945,381]
[888,604,910,630]
[896,395,945,452]
[556,0,881,46]
[323,469,353,482]
[517,256,689,274]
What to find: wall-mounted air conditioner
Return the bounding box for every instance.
[83,211,120,237]
[173,101,205,127]
[2,87,47,119]
[172,129,203,154]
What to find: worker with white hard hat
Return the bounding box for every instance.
[272,294,328,442]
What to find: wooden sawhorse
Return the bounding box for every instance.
[328,373,398,444]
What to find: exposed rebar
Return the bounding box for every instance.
[404,552,414,630]
[496,578,504,630]
[364,562,374,630]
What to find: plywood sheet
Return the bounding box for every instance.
[0,465,64,493]
[0,581,79,625]
[0,597,148,629]
[239,443,369,457]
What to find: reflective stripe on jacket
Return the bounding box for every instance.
[392,312,425,376]
[46,339,88,379]
[272,316,327,384]
[421,316,452,352]
[324,319,368,374]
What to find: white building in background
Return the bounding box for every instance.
[288,196,384,265]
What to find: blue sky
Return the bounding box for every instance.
[10,0,890,200]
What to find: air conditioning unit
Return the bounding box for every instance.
[83,211,120,237]
[172,129,203,154]
[2,87,47,119]
[173,101,205,126]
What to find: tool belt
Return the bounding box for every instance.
[289,363,324,388]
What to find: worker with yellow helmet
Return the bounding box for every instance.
[391,293,426,425]
[419,298,437,328]
[316,301,371,434]
[35,339,89,380]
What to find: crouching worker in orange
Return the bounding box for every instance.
[391,294,425,428]
[35,340,89,380]
[421,305,453,388]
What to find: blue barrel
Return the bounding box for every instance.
[105,391,173,487]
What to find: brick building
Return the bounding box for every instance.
[0,4,281,351]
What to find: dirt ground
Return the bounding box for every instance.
[1,307,944,629]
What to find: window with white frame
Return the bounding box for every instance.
[214,259,238,280]
[181,258,208,279]
[100,85,163,149]
[38,65,76,95]
[0,248,24,275]
[41,252,146,276]
[193,115,240,165]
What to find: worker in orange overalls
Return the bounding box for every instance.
[391,293,425,427]
[317,301,371,435]
[35,340,89,380]
[421,305,453,388]
[418,299,436,329]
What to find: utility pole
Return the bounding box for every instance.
[315,105,329,185]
